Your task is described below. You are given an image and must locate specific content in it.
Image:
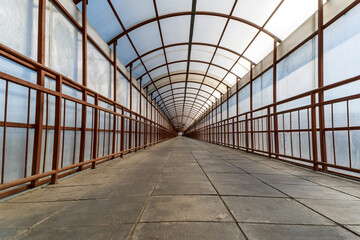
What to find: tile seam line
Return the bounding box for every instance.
[184,138,249,240]
[126,150,172,240]
[6,157,147,238]
[190,138,360,238]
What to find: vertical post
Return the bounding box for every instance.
[236,77,239,149]
[129,64,133,151]
[51,75,62,184]
[220,100,223,145]
[227,89,230,147]
[92,94,99,169]
[145,88,148,148]
[112,42,117,156]
[311,93,319,170]
[31,0,46,188]
[250,63,254,152]
[120,107,125,158]
[317,0,327,171]
[267,106,271,158]
[79,0,88,168]
[139,78,142,148]
[150,94,153,146]
[273,39,279,158]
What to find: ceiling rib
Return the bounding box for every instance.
[185,0,285,130]
[126,42,254,68]
[152,0,179,124]
[136,59,244,84]
[185,0,239,124]
[107,11,281,45]
[181,0,197,127]
[106,0,174,122]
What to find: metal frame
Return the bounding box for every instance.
[0,0,176,198]
[185,1,360,180]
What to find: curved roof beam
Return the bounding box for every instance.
[127,42,254,67]
[146,74,226,94]
[137,59,240,84]
[155,86,215,98]
[164,102,205,111]
[164,106,205,117]
[159,96,211,109]
[107,11,281,45]
[170,115,196,122]
[161,100,206,110]
[159,92,210,103]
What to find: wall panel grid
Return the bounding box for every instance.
[0,0,175,198]
[186,3,360,179]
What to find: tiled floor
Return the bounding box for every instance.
[1,137,360,240]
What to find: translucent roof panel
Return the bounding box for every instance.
[85,1,123,43]
[197,0,235,15]
[193,16,227,45]
[128,22,162,56]
[232,0,281,26]
[78,0,326,130]
[221,20,258,54]
[265,0,327,40]
[109,0,155,29]
[165,46,188,62]
[161,16,191,45]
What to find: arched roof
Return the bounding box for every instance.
[76,0,326,130]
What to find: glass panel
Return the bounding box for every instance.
[193,16,227,45]
[233,0,281,26]
[161,16,190,45]
[221,20,258,54]
[128,22,162,56]
[165,46,188,62]
[46,0,83,84]
[109,0,155,29]
[0,0,39,60]
[244,32,274,64]
[86,0,123,42]
[157,0,192,15]
[324,4,360,100]
[87,41,113,100]
[197,0,235,14]
[116,37,138,66]
[266,0,325,40]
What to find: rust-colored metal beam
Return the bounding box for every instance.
[126,42,254,68]
[107,11,281,46]
[31,0,46,188]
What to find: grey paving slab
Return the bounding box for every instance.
[213,182,286,197]
[0,228,26,240]
[131,222,246,240]
[252,173,317,185]
[299,199,360,224]
[140,196,232,222]
[202,164,245,173]
[83,179,156,197]
[347,225,360,235]
[9,185,96,203]
[223,196,333,225]
[15,224,132,240]
[0,201,70,228]
[42,197,147,227]
[240,224,359,240]
[206,172,260,183]
[332,186,360,197]
[273,184,358,200]
[154,179,216,195]
[301,175,360,187]
[2,137,360,240]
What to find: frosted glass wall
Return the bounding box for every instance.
[0,0,39,60]
[45,0,83,84]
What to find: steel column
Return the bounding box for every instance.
[31,0,46,188]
